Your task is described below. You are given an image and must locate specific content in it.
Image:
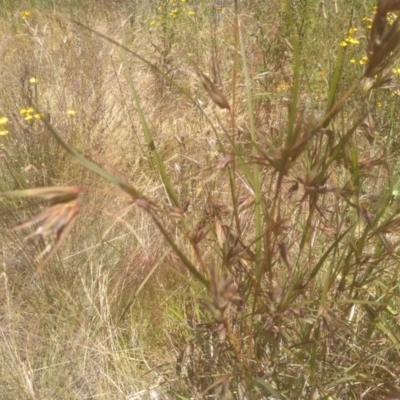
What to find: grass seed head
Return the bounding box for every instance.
[1,186,83,273]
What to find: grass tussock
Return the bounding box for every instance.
[1,0,400,399]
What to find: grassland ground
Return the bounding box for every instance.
[1,0,400,399]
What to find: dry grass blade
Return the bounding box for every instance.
[0,186,83,204]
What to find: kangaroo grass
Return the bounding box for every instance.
[2,0,400,398]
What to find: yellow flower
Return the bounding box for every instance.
[21,10,31,19]
[347,38,359,44]
[34,113,41,119]
[67,109,77,116]
[376,102,382,108]
[29,77,38,84]
[0,115,9,136]
[187,10,195,16]
[350,59,356,64]
[150,20,156,26]
[340,41,348,47]
[387,12,396,25]
[21,106,35,120]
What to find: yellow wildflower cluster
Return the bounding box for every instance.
[367,7,396,27]
[21,10,31,19]
[20,107,41,121]
[386,12,397,26]
[169,8,180,18]
[0,116,9,136]
[340,28,359,47]
[349,55,368,65]
[362,5,397,30]
[150,0,195,26]
[362,16,373,30]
